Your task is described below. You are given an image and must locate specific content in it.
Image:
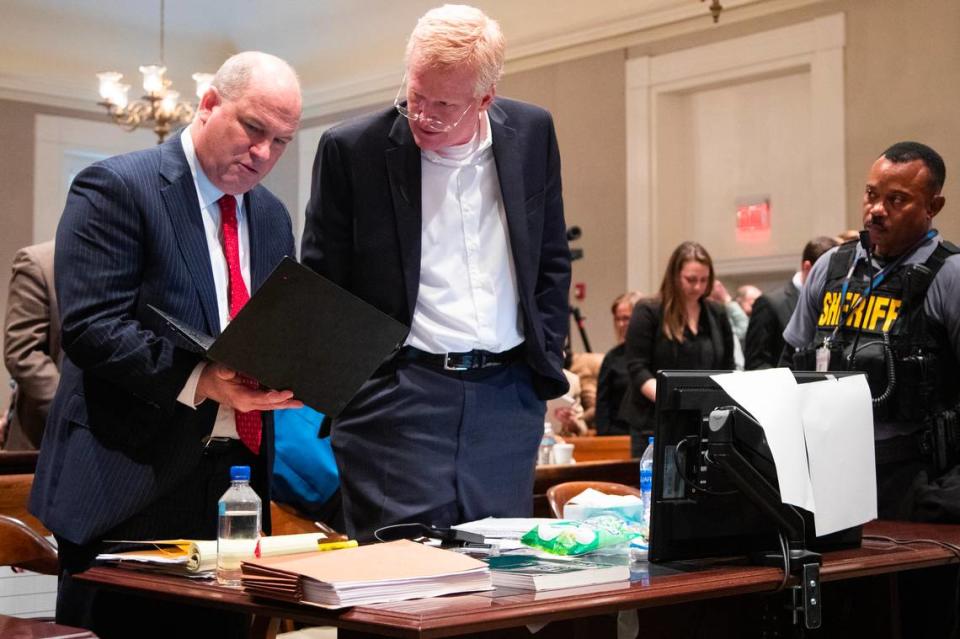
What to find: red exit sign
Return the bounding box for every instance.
[737,199,770,231]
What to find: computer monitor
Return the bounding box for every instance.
[648,370,863,564]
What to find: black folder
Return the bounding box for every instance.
[151,257,408,418]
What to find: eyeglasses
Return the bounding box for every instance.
[393,74,475,133]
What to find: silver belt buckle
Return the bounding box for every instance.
[443,352,472,371]
[201,435,232,449]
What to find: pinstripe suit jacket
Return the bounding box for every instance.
[29,135,294,546]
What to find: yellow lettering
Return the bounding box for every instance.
[844,292,861,327]
[830,291,842,325]
[850,293,866,328]
[818,292,836,326]
[862,295,878,330]
[882,299,902,332]
[868,297,889,331]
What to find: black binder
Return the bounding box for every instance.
[151,257,408,418]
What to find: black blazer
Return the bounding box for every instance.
[29,136,294,545]
[301,99,570,399]
[744,281,799,370]
[619,299,735,434]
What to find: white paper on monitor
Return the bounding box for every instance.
[797,374,877,535]
[711,369,816,513]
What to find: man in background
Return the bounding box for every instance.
[744,236,838,369]
[734,284,762,317]
[3,240,60,450]
[784,141,959,639]
[302,4,570,541]
[29,52,302,638]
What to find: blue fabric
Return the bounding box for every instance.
[272,407,339,509]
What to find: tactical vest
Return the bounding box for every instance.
[803,240,960,425]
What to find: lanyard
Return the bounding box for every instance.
[829,229,937,342]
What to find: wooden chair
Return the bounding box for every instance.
[545,481,642,519]
[0,514,58,575]
[269,501,346,540]
[0,515,93,637]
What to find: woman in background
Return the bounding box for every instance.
[621,241,734,457]
[595,290,643,435]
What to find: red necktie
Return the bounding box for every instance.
[219,195,261,454]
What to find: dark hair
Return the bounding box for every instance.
[658,241,714,343]
[881,141,946,194]
[802,235,839,266]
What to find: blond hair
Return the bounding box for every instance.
[405,4,505,96]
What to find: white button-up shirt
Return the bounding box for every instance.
[177,127,250,438]
[407,112,524,354]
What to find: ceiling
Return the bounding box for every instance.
[0,0,794,118]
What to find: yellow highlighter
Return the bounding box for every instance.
[318,539,359,552]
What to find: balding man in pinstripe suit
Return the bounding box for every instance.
[29,51,303,638]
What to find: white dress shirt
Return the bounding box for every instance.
[407,112,524,354]
[176,127,251,439]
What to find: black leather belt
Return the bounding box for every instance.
[396,344,523,371]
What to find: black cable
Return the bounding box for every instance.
[373,522,433,543]
[848,336,897,407]
[672,437,737,497]
[775,530,790,592]
[847,244,875,371]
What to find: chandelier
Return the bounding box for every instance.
[702,0,724,23]
[95,0,213,144]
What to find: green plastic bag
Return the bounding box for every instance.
[521,514,643,556]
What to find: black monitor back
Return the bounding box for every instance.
[649,370,863,563]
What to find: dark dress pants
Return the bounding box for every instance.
[332,359,545,541]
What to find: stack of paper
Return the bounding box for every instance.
[488,554,630,591]
[241,539,492,609]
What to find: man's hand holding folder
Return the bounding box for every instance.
[153,258,408,417]
[195,362,302,413]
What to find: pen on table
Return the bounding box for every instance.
[318,539,358,551]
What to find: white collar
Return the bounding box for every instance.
[421,111,493,167]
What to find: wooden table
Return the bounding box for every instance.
[74,520,960,638]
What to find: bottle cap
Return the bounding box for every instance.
[230,465,251,481]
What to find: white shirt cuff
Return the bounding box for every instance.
[177,362,208,409]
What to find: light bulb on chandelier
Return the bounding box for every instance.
[95,0,212,143]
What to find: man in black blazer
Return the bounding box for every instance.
[301,4,570,541]
[29,52,302,638]
[744,235,838,369]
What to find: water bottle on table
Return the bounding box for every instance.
[538,422,556,465]
[217,465,261,586]
[639,437,655,535]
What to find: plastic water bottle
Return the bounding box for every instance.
[217,465,261,587]
[538,422,556,465]
[639,437,655,536]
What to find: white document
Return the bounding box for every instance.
[798,374,877,535]
[453,518,563,539]
[711,369,816,512]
